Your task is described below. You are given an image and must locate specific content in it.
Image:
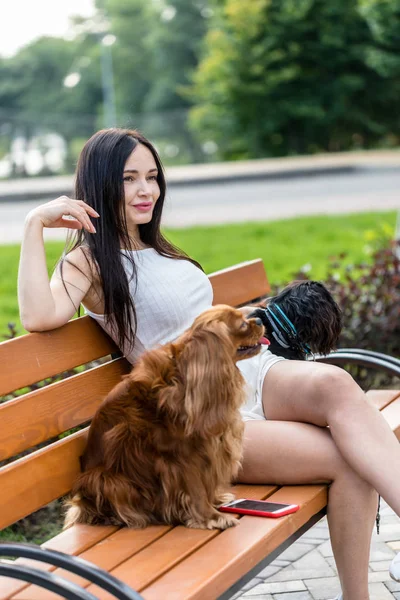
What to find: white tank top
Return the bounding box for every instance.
[84,248,214,363]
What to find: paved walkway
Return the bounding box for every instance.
[234,500,400,600]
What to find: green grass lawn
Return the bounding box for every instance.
[0,210,396,335]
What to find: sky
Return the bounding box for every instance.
[0,0,96,58]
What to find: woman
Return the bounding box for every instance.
[18,128,400,600]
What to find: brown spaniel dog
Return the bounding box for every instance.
[65,305,264,530]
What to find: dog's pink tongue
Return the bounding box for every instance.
[260,337,270,346]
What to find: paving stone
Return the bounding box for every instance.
[301,529,330,541]
[368,572,397,584]
[292,549,331,571]
[382,515,400,525]
[369,582,396,599]
[370,542,396,562]
[237,596,273,600]
[304,576,341,600]
[386,580,400,592]
[264,566,334,583]
[242,580,307,596]
[255,565,282,579]
[240,577,264,592]
[236,594,274,600]
[325,556,338,573]
[273,593,313,600]
[272,560,291,568]
[305,536,329,546]
[381,507,396,515]
[318,540,334,558]
[376,524,400,542]
[277,543,316,563]
[369,560,393,572]
[389,542,400,551]
[297,538,331,546]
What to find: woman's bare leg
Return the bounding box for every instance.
[239,421,377,600]
[261,360,400,517]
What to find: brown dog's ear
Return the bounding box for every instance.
[177,324,243,436]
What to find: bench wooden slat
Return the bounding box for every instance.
[11,485,275,600]
[210,259,270,306]
[0,358,130,461]
[0,524,118,600]
[381,396,400,439]
[367,389,400,411]
[0,317,118,397]
[84,486,278,600]
[141,485,327,600]
[0,430,87,530]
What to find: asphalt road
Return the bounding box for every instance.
[1,167,399,244]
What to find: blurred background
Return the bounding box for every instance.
[1,0,400,178]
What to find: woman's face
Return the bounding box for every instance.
[123,143,160,236]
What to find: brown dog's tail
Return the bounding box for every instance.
[64,467,150,529]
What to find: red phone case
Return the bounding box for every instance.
[219,500,300,518]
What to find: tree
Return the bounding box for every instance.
[189,0,400,159]
[100,0,210,162]
[358,0,400,141]
[99,0,156,118]
[0,37,103,174]
[144,0,210,113]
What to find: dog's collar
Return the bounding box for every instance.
[264,304,311,356]
[263,309,291,349]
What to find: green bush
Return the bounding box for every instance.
[279,241,400,357]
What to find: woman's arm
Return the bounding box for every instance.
[18,196,99,332]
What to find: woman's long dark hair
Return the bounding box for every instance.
[60,128,203,353]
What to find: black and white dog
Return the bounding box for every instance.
[249,280,342,360]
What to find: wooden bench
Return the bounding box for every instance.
[0,259,399,600]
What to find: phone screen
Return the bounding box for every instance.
[231,500,290,512]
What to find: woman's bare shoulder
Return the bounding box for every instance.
[61,245,97,277]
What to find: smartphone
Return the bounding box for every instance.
[219,498,300,518]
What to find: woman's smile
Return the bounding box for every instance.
[132,202,153,212]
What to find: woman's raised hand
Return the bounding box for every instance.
[26,196,99,233]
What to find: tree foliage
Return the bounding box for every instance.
[0,36,103,173]
[189,0,400,159]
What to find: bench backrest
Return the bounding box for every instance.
[0,259,270,530]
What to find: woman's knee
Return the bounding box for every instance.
[310,364,366,420]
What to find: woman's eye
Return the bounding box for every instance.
[147,175,158,181]
[123,176,134,182]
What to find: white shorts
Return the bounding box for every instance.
[237,346,286,421]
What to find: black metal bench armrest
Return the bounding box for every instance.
[0,562,97,600]
[315,350,400,379]
[0,542,143,600]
